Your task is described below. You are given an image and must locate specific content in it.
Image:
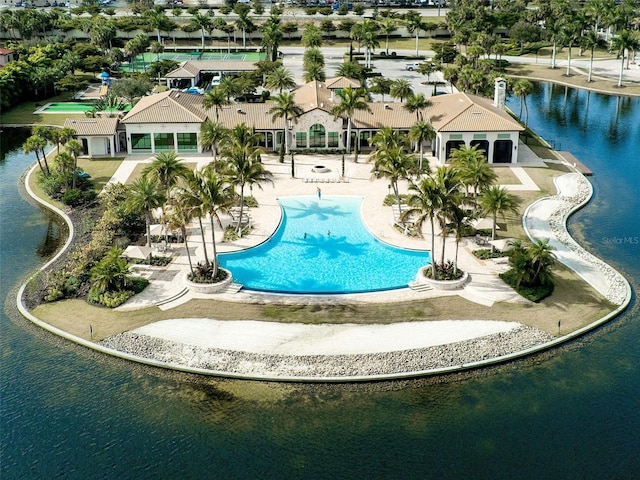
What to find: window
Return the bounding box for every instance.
[154,133,174,151]
[445,140,466,161]
[328,132,339,148]
[177,133,197,152]
[470,140,489,160]
[309,124,326,148]
[295,131,307,148]
[263,132,274,149]
[493,140,513,163]
[131,133,151,152]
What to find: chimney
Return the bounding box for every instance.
[494,77,506,109]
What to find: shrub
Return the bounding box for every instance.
[62,188,83,206]
[88,289,134,308]
[473,248,505,260]
[500,269,554,302]
[149,255,172,267]
[188,262,229,284]
[130,277,149,294]
[423,261,464,281]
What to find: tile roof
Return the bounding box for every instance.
[120,81,522,134]
[64,117,119,136]
[121,90,207,124]
[325,76,361,89]
[165,60,258,78]
[0,48,14,55]
[427,93,524,132]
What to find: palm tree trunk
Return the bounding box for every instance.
[209,214,218,279]
[454,239,460,275]
[346,119,352,154]
[145,210,152,248]
[198,217,210,267]
[236,184,245,235]
[588,47,594,82]
[429,215,436,279]
[181,225,194,274]
[618,57,624,87]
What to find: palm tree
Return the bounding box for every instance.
[192,168,234,279]
[368,126,408,152]
[404,175,441,278]
[512,79,534,128]
[261,19,283,62]
[330,87,372,157]
[265,66,296,93]
[408,120,435,173]
[166,197,195,275]
[478,185,521,243]
[370,145,415,215]
[190,13,212,52]
[235,6,255,48]
[359,19,379,69]
[302,62,326,83]
[125,176,166,249]
[301,23,323,48]
[218,75,241,102]
[336,61,364,82]
[23,135,49,176]
[54,152,74,188]
[143,151,190,202]
[200,120,228,163]
[451,149,497,199]
[178,171,213,268]
[432,166,463,268]
[404,93,431,121]
[406,12,425,58]
[447,203,476,276]
[220,124,274,234]
[303,47,325,70]
[65,139,83,190]
[89,247,131,295]
[269,91,303,161]
[390,79,413,102]
[378,16,397,55]
[582,29,603,83]
[202,87,229,122]
[527,238,556,286]
[610,29,640,87]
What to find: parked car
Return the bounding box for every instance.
[405,63,421,71]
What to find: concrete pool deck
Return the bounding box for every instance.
[19,147,632,380]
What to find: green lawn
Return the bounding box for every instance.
[1,93,86,127]
[77,157,124,193]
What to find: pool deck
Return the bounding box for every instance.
[96,147,628,369]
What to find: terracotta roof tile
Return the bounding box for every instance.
[64,117,119,136]
[121,90,207,124]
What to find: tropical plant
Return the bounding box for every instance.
[512,79,534,128]
[89,247,131,297]
[200,120,228,163]
[202,87,229,121]
[478,185,521,243]
[408,120,436,173]
[125,176,166,249]
[370,145,415,215]
[330,86,372,156]
[390,78,413,102]
[23,135,49,176]
[265,66,296,93]
[610,29,640,87]
[449,144,496,198]
[269,91,304,162]
[404,93,432,121]
[190,13,212,52]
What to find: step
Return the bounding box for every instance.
[408,282,433,292]
[155,287,189,307]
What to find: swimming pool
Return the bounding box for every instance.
[218,196,431,294]
[34,102,133,114]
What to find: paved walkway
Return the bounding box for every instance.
[98,145,626,365]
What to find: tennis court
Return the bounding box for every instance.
[120,51,265,73]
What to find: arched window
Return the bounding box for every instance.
[470,140,489,161]
[309,124,326,148]
[493,140,513,163]
[445,140,466,161]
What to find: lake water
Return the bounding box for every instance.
[1,85,639,479]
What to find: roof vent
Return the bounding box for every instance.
[161,103,169,107]
[320,102,324,107]
[384,104,391,109]
[237,108,245,114]
[176,93,180,98]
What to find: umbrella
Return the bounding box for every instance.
[148,224,164,236]
[472,217,500,231]
[488,238,516,251]
[122,245,152,260]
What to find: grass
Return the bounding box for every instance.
[32,260,615,342]
[506,62,640,97]
[125,161,197,185]
[0,93,87,127]
[492,166,520,185]
[77,157,123,193]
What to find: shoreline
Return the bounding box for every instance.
[16,157,632,382]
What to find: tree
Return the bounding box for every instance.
[302,23,323,48]
[302,62,326,83]
[450,145,497,199]
[89,247,131,295]
[142,151,190,205]
[220,124,274,234]
[190,13,212,52]
[378,16,397,55]
[269,91,303,160]
[336,61,364,82]
[512,79,534,129]
[406,11,425,58]
[390,78,413,102]
[166,195,195,275]
[234,4,255,48]
[478,185,521,243]
[261,19,283,62]
[265,66,296,93]
[404,93,431,121]
[432,166,463,268]
[54,151,74,188]
[23,135,49,176]
[110,76,153,105]
[527,238,557,286]
[610,29,640,87]
[447,202,475,276]
[202,87,229,122]
[408,120,436,173]
[370,145,415,215]
[200,120,228,163]
[65,139,83,190]
[582,29,604,83]
[368,76,392,101]
[125,176,166,249]
[330,86,372,157]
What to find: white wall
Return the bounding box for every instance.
[124,123,202,154]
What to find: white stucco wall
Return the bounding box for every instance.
[436,131,519,164]
[124,123,202,154]
[292,109,343,149]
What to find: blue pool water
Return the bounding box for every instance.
[218,196,431,294]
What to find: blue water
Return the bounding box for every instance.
[218,196,431,293]
[1,85,639,479]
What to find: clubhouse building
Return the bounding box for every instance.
[73,77,524,164]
